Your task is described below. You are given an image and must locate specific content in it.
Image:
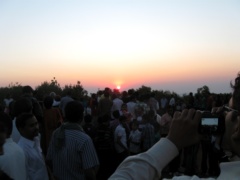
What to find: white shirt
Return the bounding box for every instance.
[127,101,136,119]
[129,129,142,153]
[114,124,128,153]
[111,98,123,118]
[52,100,60,107]
[59,95,74,117]
[109,138,240,180]
[11,118,21,143]
[18,136,49,180]
[3,98,13,107]
[169,97,175,106]
[0,138,27,180]
[156,114,162,125]
[161,98,168,109]
[112,98,123,111]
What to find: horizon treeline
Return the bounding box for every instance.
[0,77,231,107]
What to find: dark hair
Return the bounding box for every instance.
[104,91,110,98]
[112,110,120,119]
[65,101,84,123]
[22,85,34,94]
[142,113,150,122]
[43,96,53,109]
[129,94,136,101]
[0,112,12,136]
[55,95,61,101]
[98,114,110,124]
[84,114,92,123]
[16,113,34,130]
[13,97,33,117]
[119,115,127,122]
[132,119,139,126]
[231,72,240,111]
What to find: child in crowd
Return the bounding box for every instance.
[129,120,142,155]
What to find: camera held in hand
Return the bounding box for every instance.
[198,111,225,135]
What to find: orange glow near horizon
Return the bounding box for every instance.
[0,1,239,95]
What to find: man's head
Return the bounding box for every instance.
[16,113,39,140]
[112,110,120,119]
[22,85,34,95]
[119,115,127,124]
[43,95,53,109]
[65,101,84,123]
[84,114,92,124]
[223,73,240,156]
[131,119,139,131]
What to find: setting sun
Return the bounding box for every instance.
[0,1,239,95]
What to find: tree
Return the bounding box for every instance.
[136,85,151,96]
[35,77,62,101]
[197,85,210,96]
[0,82,22,102]
[62,81,88,100]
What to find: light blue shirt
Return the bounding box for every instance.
[0,138,27,180]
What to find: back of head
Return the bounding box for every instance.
[119,115,127,123]
[43,96,53,109]
[148,109,155,117]
[0,112,12,137]
[104,91,110,98]
[13,97,33,117]
[129,94,136,101]
[112,110,120,119]
[84,114,92,123]
[112,93,117,100]
[55,95,61,101]
[22,85,34,94]
[65,101,84,123]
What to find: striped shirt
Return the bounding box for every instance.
[47,129,99,180]
[141,123,155,151]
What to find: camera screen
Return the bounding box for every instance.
[201,118,218,126]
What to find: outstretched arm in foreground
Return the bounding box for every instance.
[109,109,201,180]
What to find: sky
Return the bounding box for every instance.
[0,0,240,95]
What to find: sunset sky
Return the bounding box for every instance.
[0,0,239,95]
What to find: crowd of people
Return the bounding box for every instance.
[0,72,239,180]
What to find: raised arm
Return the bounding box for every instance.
[109,109,202,180]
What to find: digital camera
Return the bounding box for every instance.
[198,111,225,135]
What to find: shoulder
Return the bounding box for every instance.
[115,125,124,133]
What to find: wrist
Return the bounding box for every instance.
[166,135,181,150]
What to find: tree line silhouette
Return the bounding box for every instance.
[0,77,231,110]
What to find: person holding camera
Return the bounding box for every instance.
[109,73,240,180]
